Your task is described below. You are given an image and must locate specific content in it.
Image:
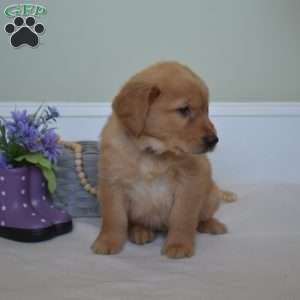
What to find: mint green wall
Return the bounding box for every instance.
[0,0,300,103]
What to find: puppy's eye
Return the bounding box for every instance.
[176,105,191,117]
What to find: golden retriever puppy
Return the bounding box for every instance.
[92,61,236,258]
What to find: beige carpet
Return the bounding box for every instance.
[1,184,300,300]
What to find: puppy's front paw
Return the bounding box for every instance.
[161,242,194,259]
[91,235,125,255]
[129,224,155,245]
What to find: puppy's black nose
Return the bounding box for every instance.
[203,135,219,148]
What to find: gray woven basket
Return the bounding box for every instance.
[52,141,100,217]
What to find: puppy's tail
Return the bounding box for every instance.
[219,190,238,203]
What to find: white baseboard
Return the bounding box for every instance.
[1,102,300,184]
[1,102,300,117]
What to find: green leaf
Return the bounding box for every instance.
[4,143,27,163]
[41,167,56,193]
[15,153,52,169]
[0,122,8,148]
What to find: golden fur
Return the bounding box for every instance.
[92,61,237,258]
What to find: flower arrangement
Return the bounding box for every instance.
[0,106,61,193]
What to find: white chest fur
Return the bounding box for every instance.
[127,155,175,229]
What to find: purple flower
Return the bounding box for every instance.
[47,106,60,120]
[0,152,7,169]
[11,110,29,124]
[40,129,61,163]
[6,110,31,137]
[33,106,60,130]
[1,106,61,165]
[6,110,41,152]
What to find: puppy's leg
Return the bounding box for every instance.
[162,186,201,259]
[197,218,227,235]
[197,184,232,235]
[91,183,128,255]
[129,223,156,245]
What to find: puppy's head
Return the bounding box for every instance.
[113,61,218,155]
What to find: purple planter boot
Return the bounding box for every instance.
[28,167,73,236]
[0,167,55,242]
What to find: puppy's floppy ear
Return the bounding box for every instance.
[113,81,160,137]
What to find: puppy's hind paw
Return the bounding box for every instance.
[198,218,228,235]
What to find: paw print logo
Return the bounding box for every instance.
[4,16,45,48]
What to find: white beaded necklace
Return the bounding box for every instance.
[58,139,97,196]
